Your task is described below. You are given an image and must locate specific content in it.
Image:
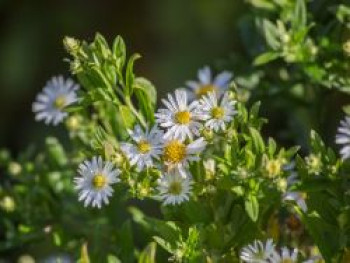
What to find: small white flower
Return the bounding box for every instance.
[240,239,276,263]
[271,247,298,263]
[283,192,307,213]
[197,92,237,132]
[162,137,207,170]
[186,66,232,98]
[336,116,350,159]
[121,125,164,171]
[74,156,120,208]
[32,76,79,125]
[157,168,192,205]
[155,89,202,140]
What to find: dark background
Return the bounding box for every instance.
[0,0,246,152]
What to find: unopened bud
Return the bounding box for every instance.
[0,196,15,212]
[8,162,22,176]
[63,36,80,54]
[17,255,35,263]
[66,115,81,131]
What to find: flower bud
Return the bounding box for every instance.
[343,40,350,56]
[17,255,35,263]
[0,196,16,212]
[63,36,80,54]
[8,161,22,176]
[66,115,81,132]
[276,178,287,192]
[305,154,322,175]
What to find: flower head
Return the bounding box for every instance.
[186,66,232,98]
[155,89,202,140]
[74,156,120,208]
[162,137,207,170]
[32,76,79,125]
[336,117,350,159]
[197,92,237,132]
[283,191,307,213]
[271,247,298,263]
[157,168,192,205]
[240,239,276,263]
[121,125,164,171]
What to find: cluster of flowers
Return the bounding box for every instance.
[240,239,321,263]
[32,67,235,208]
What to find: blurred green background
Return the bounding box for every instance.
[0,0,245,152]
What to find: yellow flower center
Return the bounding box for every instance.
[282,259,293,263]
[54,95,67,110]
[163,140,186,164]
[196,84,217,97]
[92,173,107,189]
[211,107,225,119]
[175,111,191,124]
[137,140,151,154]
[168,181,183,195]
[266,160,281,177]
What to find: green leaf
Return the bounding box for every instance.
[113,35,126,70]
[107,255,121,263]
[119,105,136,129]
[262,19,281,50]
[249,127,265,154]
[245,194,259,222]
[253,52,279,66]
[247,0,275,10]
[78,243,90,263]
[293,0,307,29]
[267,138,277,157]
[138,242,157,263]
[343,104,350,115]
[302,212,340,261]
[125,53,141,97]
[134,77,157,124]
[45,137,68,168]
[153,236,173,254]
[310,130,325,153]
[117,220,134,262]
[94,32,110,58]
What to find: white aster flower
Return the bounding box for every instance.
[186,66,232,98]
[32,76,79,125]
[162,137,207,170]
[197,92,237,132]
[240,239,276,263]
[283,191,307,213]
[335,116,350,159]
[157,168,192,205]
[74,156,120,208]
[271,247,298,263]
[155,89,202,140]
[121,125,164,171]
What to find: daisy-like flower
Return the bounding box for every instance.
[32,76,79,125]
[155,89,202,140]
[335,116,350,159]
[186,66,232,98]
[120,125,164,171]
[282,174,308,213]
[157,168,192,205]
[283,191,308,213]
[271,247,298,263]
[74,156,120,208]
[197,92,237,132]
[240,239,276,263]
[162,137,207,170]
